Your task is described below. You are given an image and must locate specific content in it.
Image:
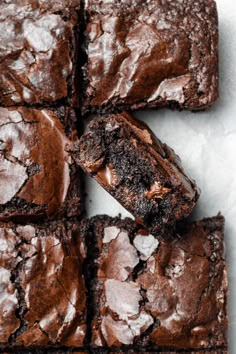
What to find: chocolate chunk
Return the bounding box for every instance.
[89,215,228,351]
[72,112,199,235]
[83,0,219,113]
[0,0,80,106]
[0,221,87,348]
[0,106,83,222]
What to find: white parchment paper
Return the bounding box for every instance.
[87,0,236,351]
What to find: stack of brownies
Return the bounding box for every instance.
[0,0,228,353]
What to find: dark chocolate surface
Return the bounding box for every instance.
[0,221,86,348]
[0,106,83,222]
[72,112,199,235]
[116,351,228,354]
[0,0,80,106]
[83,0,219,113]
[115,349,228,354]
[89,215,228,351]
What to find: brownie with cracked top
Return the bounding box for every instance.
[71,112,199,235]
[0,221,87,349]
[0,106,83,222]
[0,352,227,354]
[82,0,219,113]
[89,215,227,351]
[117,349,228,354]
[0,351,88,354]
[0,0,80,107]
[116,351,227,354]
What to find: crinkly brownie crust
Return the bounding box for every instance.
[0,0,80,106]
[83,0,218,113]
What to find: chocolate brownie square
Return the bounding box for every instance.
[72,112,199,235]
[117,352,227,354]
[0,221,87,349]
[117,352,228,354]
[89,215,228,351]
[0,0,80,106]
[1,352,88,354]
[82,0,218,113]
[0,106,83,222]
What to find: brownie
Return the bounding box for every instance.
[0,0,80,107]
[0,352,227,354]
[89,215,228,351]
[72,112,199,235]
[0,106,83,222]
[0,351,88,354]
[0,221,87,349]
[82,0,218,113]
[116,352,227,354]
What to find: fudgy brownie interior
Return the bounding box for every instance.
[72,112,199,235]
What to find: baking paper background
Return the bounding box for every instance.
[86,0,236,351]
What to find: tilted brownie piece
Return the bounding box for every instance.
[0,221,87,349]
[89,215,228,351]
[83,0,218,113]
[0,106,83,222]
[0,0,79,106]
[72,112,199,235]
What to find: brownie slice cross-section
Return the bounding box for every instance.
[0,221,87,350]
[88,215,228,352]
[82,0,219,113]
[0,106,83,222]
[71,112,199,235]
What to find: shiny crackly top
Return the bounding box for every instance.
[0,0,79,105]
[93,218,227,349]
[0,107,72,218]
[85,0,218,110]
[0,222,86,346]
